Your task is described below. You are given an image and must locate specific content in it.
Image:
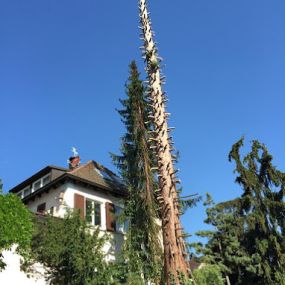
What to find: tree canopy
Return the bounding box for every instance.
[0,181,33,270]
[111,60,162,284]
[190,138,285,285]
[26,211,110,285]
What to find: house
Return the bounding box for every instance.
[8,155,128,261]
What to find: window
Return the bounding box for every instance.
[112,175,124,186]
[115,206,124,233]
[16,191,23,199]
[94,167,115,181]
[95,167,123,186]
[23,186,31,197]
[37,203,46,213]
[106,203,127,233]
[106,202,115,232]
[115,206,128,233]
[85,199,101,226]
[33,180,41,192]
[32,174,51,192]
[42,174,51,186]
[49,206,54,216]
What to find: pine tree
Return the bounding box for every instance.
[192,139,285,285]
[112,61,162,284]
[229,138,285,284]
[191,194,250,285]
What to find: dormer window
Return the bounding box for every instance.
[32,174,51,192]
[42,174,51,186]
[33,180,41,192]
[94,167,112,180]
[23,186,31,197]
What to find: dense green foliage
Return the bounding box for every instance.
[191,138,285,285]
[192,194,248,285]
[229,138,285,284]
[27,212,110,285]
[111,61,162,284]
[0,181,33,270]
[190,265,224,285]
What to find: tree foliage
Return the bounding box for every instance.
[111,61,162,284]
[191,138,285,285]
[191,194,250,285]
[229,138,285,284]
[190,265,224,285]
[0,181,33,270]
[27,211,110,285]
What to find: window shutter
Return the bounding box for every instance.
[74,193,85,219]
[106,202,115,232]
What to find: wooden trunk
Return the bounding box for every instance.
[138,0,189,283]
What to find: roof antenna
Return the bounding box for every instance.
[68,147,80,170]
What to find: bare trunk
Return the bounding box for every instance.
[218,240,231,285]
[225,275,231,285]
[138,1,189,284]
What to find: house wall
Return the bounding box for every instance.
[26,184,66,217]
[0,183,126,285]
[0,247,47,285]
[64,182,125,261]
[64,183,124,229]
[26,182,125,261]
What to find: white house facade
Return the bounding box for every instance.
[0,157,127,284]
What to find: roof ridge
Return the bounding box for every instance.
[47,165,69,171]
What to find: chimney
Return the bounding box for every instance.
[69,156,80,170]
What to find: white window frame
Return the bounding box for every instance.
[32,179,42,192]
[16,191,23,199]
[115,205,127,234]
[85,199,102,228]
[42,174,51,186]
[23,186,31,197]
[32,173,51,192]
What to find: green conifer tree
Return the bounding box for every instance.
[112,61,162,284]
[191,194,250,285]
[191,138,285,285]
[229,138,285,285]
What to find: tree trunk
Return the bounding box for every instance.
[138,1,189,283]
[218,240,231,285]
[225,275,231,285]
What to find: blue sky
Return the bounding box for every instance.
[1,0,285,239]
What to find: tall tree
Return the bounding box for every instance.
[112,61,162,284]
[191,194,250,285]
[191,139,285,285]
[138,0,189,283]
[228,138,285,284]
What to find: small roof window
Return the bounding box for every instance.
[95,166,124,185]
[94,167,112,180]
